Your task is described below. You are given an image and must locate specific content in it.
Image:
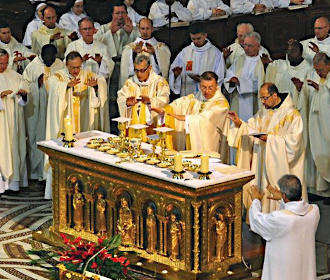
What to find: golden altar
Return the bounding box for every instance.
[34,131,254,279]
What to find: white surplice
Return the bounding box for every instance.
[0,69,29,193]
[65,38,114,79]
[225,94,306,213]
[225,54,265,122]
[272,0,311,7]
[58,10,87,34]
[249,199,319,280]
[169,41,225,96]
[127,6,145,26]
[23,56,64,180]
[23,13,43,47]
[149,0,192,27]
[231,0,274,14]
[300,36,330,65]
[187,0,232,20]
[120,37,171,88]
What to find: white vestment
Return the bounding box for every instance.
[300,36,330,65]
[225,94,306,212]
[59,10,87,34]
[95,23,139,58]
[0,37,35,72]
[149,0,192,27]
[0,69,29,193]
[249,199,319,280]
[32,24,72,59]
[23,56,64,180]
[120,37,171,88]
[168,88,229,152]
[65,38,114,79]
[23,14,43,47]
[169,41,225,96]
[225,54,265,121]
[127,6,145,26]
[231,0,274,14]
[187,0,231,20]
[272,0,311,7]
[225,39,270,68]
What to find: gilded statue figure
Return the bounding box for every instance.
[117,197,136,246]
[73,183,84,231]
[169,213,184,261]
[96,192,107,236]
[146,206,157,253]
[214,213,227,260]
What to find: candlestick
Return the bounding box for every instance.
[64,115,73,141]
[200,154,209,173]
[174,153,183,172]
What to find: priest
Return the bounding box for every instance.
[149,0,192,28]
[31,6,76,59]
[152,71,229,153]
[0,49,29,194]
[187,0,231,21]
[0,22,36,73]
[120,18,171,88]
[231,0,274,14]
[226,83,306,213]
[23,44,64,181]
[169,23,225,97]
[59,0,87,34]
[300,17,330,65]
[65,17,114,79]
[117,53,170,142]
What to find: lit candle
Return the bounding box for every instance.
[64,115,73,141]
[173,153,183,172]
[200,154,209,173]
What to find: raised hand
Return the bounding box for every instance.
[92,53,102,65]
[172,66,183,79]
[222,47,232,60]
[145,42,155,54]
[227,111,242,128]
[266,185,283,201]
[67,78,81,88]
[126,96,137,106]
[50,32,63,41]
[308,42,319,53]
[133,41,144,54]
[260,53,271,65]
[0,90,13,98]
[85,78,98,87]
[82,53,91,62]
[123,16,133,34]
[249,185,264,201]
[307,79,319,91]
[291,77,303,92]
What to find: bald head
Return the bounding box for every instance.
[314,17,329,40]
[139,18,153,40]
[43,6,57,28]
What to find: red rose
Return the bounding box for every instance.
[91,262,98,269]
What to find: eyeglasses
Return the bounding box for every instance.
[259,95,271,101]
[134,65,150,74]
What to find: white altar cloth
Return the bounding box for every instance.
[38,131,254,189]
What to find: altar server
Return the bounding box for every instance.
[117,53,170,141]
[169,23,225,97]
[65,17,114,79]
[0,49,29,194]
[149,0,192,28]
[187,0,231,21]
[152,71,229,153]
[226,83,306,213]
[120,18,171,88]
[23,44,64,181]
[23,3,47,47]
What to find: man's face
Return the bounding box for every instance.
[79,20,96,44]
[200,78,217,100]
[259,86,277,109]
[43,8,57,28]
[0,27,11,44]
[139,19,153,40]
[42,51,56,67]
[72,2,84,16]
[112,6,127,25]
[0,54,9,73]
[243,36,260,57]
[67,57,82,77]
[190,32,207,48]
[287,45,302,64]
[314,18,329,41]
[237,25,250,46]
[134,59,151,82]
[313,61,330,79]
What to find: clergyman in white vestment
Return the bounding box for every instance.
[187,0,232,21]
[226,83,306,213]
[0,49,29,194]
[231,0,274,14]
[169,23,225,97]
[23,44,64,181]
[249,175,319,280]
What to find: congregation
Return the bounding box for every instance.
[0,0,329,277]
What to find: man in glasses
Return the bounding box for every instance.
[117,54,170,141]
[226,82,305,214]
[300,17,330,65]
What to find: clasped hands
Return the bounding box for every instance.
[126,95,151,106]
[249,184,283,201]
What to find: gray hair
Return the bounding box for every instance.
[0,48,8,57]
[313,52,330,65]
[78,16,94,28]
[245,31,261,44]
[237,23,254,33]
[278,174,302,201]
[134,53,150,66]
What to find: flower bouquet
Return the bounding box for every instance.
[28,234,132,280]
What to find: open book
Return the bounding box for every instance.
[288,4,308,10]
